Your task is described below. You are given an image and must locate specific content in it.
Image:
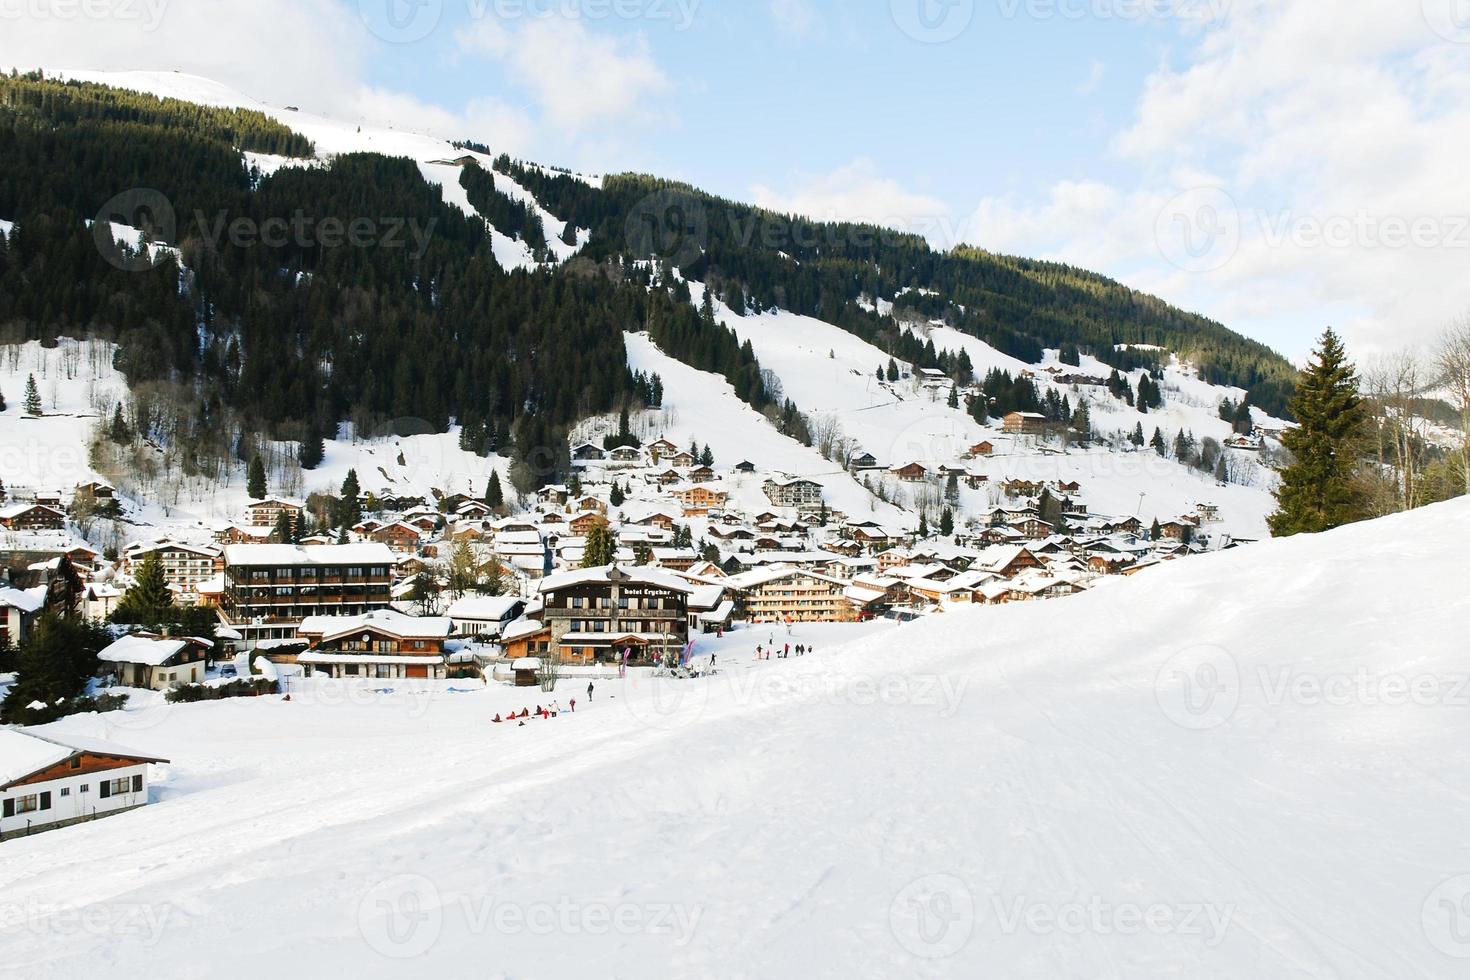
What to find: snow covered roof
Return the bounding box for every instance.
[0,730,168,786]
[222,543,395,566]
[98,634,210,666]
[300,609,453,641]
[445,596,524,621]
[0,585,46,612]
[538,565,693,595]
[501,619,547,643]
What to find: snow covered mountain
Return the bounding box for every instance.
[0,70,1287,543]
[5,497,1467,977]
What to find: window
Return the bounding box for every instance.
[13,794,40,814]
[106,777,132,796]
[60,787,70,797]
[69,757,81,770]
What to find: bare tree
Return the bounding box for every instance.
[1363,349,1432,514]
[1437,318,1470,493]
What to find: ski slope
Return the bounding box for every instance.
[623,332,909,523]
[4,501,1466,977]
[691,283,1279,536]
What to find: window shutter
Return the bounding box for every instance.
[39,792,51,810]
[132,774,143,793]
[99,781,111,799]
[2,799,13,818]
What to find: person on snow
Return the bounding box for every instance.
[587,681,595,701]
[569,698,576,712]
[493,714,504,723]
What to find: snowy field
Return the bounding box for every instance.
[4,501,1469,977]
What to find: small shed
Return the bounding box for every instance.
[512,657,543,687]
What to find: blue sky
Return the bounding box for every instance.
[6,0,1470,361]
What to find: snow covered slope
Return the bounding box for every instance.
[6,501,1468,977]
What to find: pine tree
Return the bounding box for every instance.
[886,358,900,382]
[486,471,504,510]
[609,482,625,507]
[939,507,954,537]
[273,510,294,543]
[581,524,616,568]
[338,469,362,527]
[1131,423,1145,447]
[918,512,929,539]
[1150,518,1162,541]
[946,385,959,409]
[113,552,176,626]
[484,558,505,596]
[699,444,715,467]
[1150,428,1167,456]
[1269,328,1370,537]
[247,455,267,499]
[109,404,129,444]
[23,374,41,416]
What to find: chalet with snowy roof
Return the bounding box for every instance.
[890,462,929,483]
[445,595,526,639]
[571,443,606,461]
[672,485,729,516]
[668,451,697,468]
[0,585,46,647]
[1,731,169,837]
[73,481,116,501]
[645,438,679,461]
[538,485,570,507]
[734,460,757,474]
[98,633,213,690]
[370,522,425,554]
[608,446,644,465]
[296,610,454,680]
[538,565,692,665]
[123,540,223,604]
[222,543,395,647]
[569,511,609,535]
[246,497,304,529]
[0,503,65,531]
[1002,412,1047,436]
[762,476,824,509]
[725,566,855,624]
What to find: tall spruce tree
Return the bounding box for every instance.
[486,471,504,510]
[24,374,42,416]
[1269,329,1369,537]
[112,552,176,626]
[246,455,267,499]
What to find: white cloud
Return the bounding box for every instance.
[455,17,672,134]
[960,0,1470,359]
[1076,60,1106,96]
[752,159,951,238]
[768,0,821,38]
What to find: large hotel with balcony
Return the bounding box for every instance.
[222,544,395,648]
[538,565,691,666]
